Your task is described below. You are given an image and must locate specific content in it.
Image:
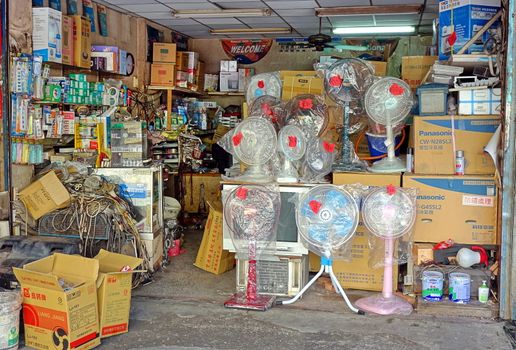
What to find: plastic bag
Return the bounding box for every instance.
[248,95,286,130]
[285,94,328,137]
[246,72,282,106]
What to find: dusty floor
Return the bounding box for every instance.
[94,230,513,350]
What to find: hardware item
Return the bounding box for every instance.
[455,150,465,175]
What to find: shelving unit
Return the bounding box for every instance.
[206,91,245,96]
[44,61,129,78]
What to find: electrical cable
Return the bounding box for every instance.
[354,126,407,161]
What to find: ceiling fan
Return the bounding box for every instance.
[305,18,334,52]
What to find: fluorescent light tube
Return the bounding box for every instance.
[172,8,271,18]
[210,28,292,35]
[333,26,416,35]
[316,5,423,17]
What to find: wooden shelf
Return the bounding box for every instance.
[44,61,129,77]
[206,91,245,96]
[147,86,203,96]
[31,100,106,107]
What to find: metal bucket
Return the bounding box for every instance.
[449,272,471,303]
[422,270,444,301]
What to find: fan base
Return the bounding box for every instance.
[224,292,276,311]
[368,156,406,173]
[277,176,299,183]
[355,294,413,315]
[332,161,365,172]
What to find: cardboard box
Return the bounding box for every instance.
[238,68,255,92]
[91,46,119,72]
[403,174,498,244]
[439,0,501,60]
[219,72,239,92]
[413,114,500,174]
[153,43,177,63]
[94,250,142,338]
[50,154,73,164]
[182,174,221,213]
[32,7,62,63]
[458,88,502,115]
[282,75,324,100]
[220,60,238,72]
[401,56,437,90]
[18,171,71,219]
[204,74,218,92]
[13,254,101,350]
[62,15,73,65]
[151,63,175,86]
[72,16,91,68]
[370,61,387,76]
[412,243,434,265]
[194,201,235,275]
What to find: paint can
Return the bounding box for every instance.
[449,272,471,303]
[422,270,444,301]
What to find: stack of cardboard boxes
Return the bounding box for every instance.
[150,43,177,87]
[176,51,201,91]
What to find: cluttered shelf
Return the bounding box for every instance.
[44,60,130,77]
[146,85,203,96]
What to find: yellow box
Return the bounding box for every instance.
[182,173,221,213]
[153,43,177,63]
[62,16,74,66]
[14,254,101,350]
[194,201,235,275]
[72,16,91,68]
[150,63,176,86]
[18,171,71,220]
[413,115,500,175]
[94,250,142,338]
[402,56,437,89]
[369,61,387,76]
[412,243,434,265]
[403,174,498,244]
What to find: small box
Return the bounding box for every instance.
[91,45,119,72]
[402,56,437,90]
[413,114,500,174]
[403,174,498,244]
[458,88,501,115]
[44,84,62,102]
[175,70,189,88]
[413,243,434,265]
[439,0,501,60]
[32,7,62,63]
[119,49,127,75]
[151,63,175,86]
[72,16,91,68]
[94,250,142,338]
[282,74,324,100]
[220,60,238,72]
[219,72,239,92]
[91,56,107,71]
[153,43,177,63]
[416,83,449,116]
[13,254,101,350]
[204,74,218,92]
[238,68,255,92]
[61,15,73,65]
[50,154,72,163]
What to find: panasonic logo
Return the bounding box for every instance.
[419,131,453,136]
[417,195,445,200]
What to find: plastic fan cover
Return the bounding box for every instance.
[362,186,417,239]
[364,77,413,126]
[296,185,359,257]
[278,125,306,161]
[249,95,286,129]
[232,117,277,165]
[285,94,328,137]
[224,185,280,258]
[324,58,375,104]
[246,72,282,106]
[305,138,336,177]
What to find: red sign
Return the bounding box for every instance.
[221,39,272,64]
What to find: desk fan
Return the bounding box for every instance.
[232,117,277,182]
[302,138,336,183]
[246,73,282,106]
[277,125,306,183]
[277,185,361,313]
[355,185,416,315]
[285,94,328,138]
[364,77,413,172]
[324,59,374,171]
[224,184,280,310]
[249,95,285,130]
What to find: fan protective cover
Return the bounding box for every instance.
[324,58,375,104]
[224,185,280,258]
[249,95,286,130]
[285,94,328,137]
[296,185,359,257]
[364,77,413,126]
[232,117,277,166]
[278,125,306,161]
[246,73,282,106]
[303,138,336,181]
[362,186,416,239]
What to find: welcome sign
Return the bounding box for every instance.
[221,39,273,64]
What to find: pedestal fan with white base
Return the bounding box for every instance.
[277,125,306,183]
[224,185,281,311]
[364,77,413,172]
[355,185,417,315]
[277,185,363,314]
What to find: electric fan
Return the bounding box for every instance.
[277,184,362,314]
[246,73,282,106]
[277,125,306,183]
[249,95,285,130]
[324,58,374,171]
[224,185,281,311]
[355,185,416,315]
[302,138,336,183]
[364,77,413,172]
[285,94,328,138]
[232,117,277,182]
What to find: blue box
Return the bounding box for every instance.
[439,0,500,60]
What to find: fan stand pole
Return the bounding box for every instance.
[382,237,395,299]
[277,257,362,314]
[247,242,258,300]
[333,102,365,172]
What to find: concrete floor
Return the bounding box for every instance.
[97,230,513,350]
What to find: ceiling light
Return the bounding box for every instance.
[333,26,416,35]
[316,5,423,17]
[210,28,292,35]
[172,8,272,18]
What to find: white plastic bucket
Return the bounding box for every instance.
[0,290,21,350]
[449,272,471,303]
[422,270,444,301]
